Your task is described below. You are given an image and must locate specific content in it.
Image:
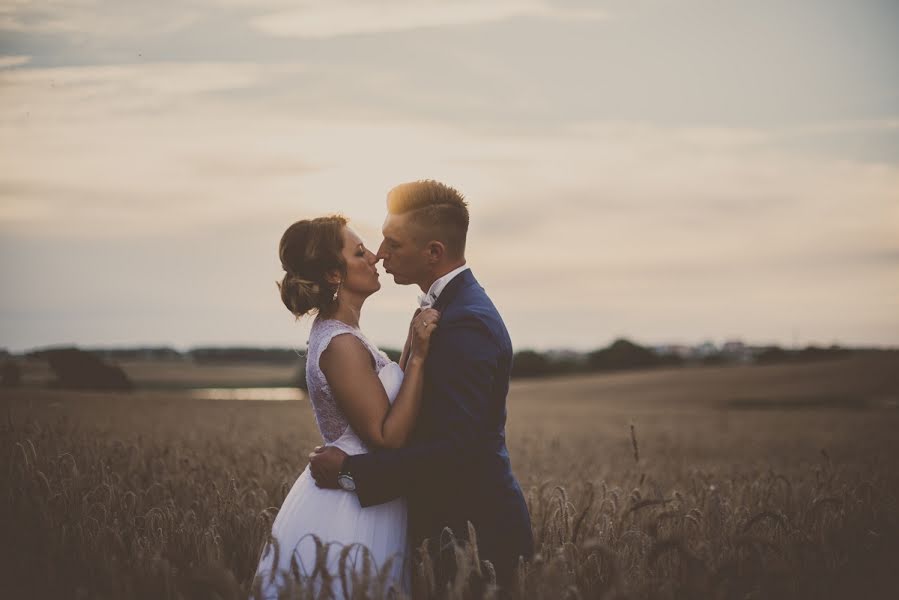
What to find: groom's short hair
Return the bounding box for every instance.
[386,180,469,258]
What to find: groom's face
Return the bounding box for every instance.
[377,213,429,286]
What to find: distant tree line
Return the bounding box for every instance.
[754,345,853,364]
[91,347,182,361]
[188,347,301,364]
[87,347,302,364]
[4,341,886,392]
[510,339,867,379]
[511,339,680,378]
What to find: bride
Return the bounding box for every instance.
[251,214,439,598]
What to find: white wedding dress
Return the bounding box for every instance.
[252,317,409,599]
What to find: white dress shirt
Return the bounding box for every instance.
[418,264,470,309]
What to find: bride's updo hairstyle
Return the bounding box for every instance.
[278,215,348,318]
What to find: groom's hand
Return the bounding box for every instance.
[308,445,347,489]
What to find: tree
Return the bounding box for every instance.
[511,350,552,378]
[36,347,133,391]
[587,339,662,372]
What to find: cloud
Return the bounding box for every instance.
[0,54,29,68]
[0,61,316,238]
[3,1,894,138]
[249,0,605,38]
[1,0,897,349]
[3,62,896,264]
[0,0,606,41]
[0,0,200,35]
[455,122,899,330]
[0,61,296,107]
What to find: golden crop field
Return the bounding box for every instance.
[2,355,898,599]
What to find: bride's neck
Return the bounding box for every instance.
[327,297,363,328]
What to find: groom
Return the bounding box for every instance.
[309,179,533,589]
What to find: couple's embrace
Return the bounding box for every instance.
[253,180,533,598]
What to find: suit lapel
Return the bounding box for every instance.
[432,269,475,312]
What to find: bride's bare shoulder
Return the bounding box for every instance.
[320,331,375,375]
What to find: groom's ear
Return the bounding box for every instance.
[425,241,445,263]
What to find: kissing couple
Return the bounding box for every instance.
[252,180,534,598]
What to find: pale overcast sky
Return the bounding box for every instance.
[1,0,897,353]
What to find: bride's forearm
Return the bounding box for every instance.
[378,354,426,448]
[399,331,413,371]
[399,310,420,371]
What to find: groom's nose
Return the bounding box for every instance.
[376,241,388,261]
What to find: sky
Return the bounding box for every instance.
[1,0,898,353]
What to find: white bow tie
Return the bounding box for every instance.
[418,292,437,309]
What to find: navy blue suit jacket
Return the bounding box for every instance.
[344,269,533,580]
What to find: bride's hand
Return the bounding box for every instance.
[410,308,441,358]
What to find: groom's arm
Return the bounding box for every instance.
[344,316,500,507]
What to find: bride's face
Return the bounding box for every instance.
[339,227,380,296]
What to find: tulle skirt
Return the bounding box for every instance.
[251,460,409,599]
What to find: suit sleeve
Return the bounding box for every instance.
[344,316,499,507]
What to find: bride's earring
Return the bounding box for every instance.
[332,280,341,302]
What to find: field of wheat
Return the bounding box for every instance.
[2,355,898,599]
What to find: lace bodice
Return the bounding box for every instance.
[305,317,394,443]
